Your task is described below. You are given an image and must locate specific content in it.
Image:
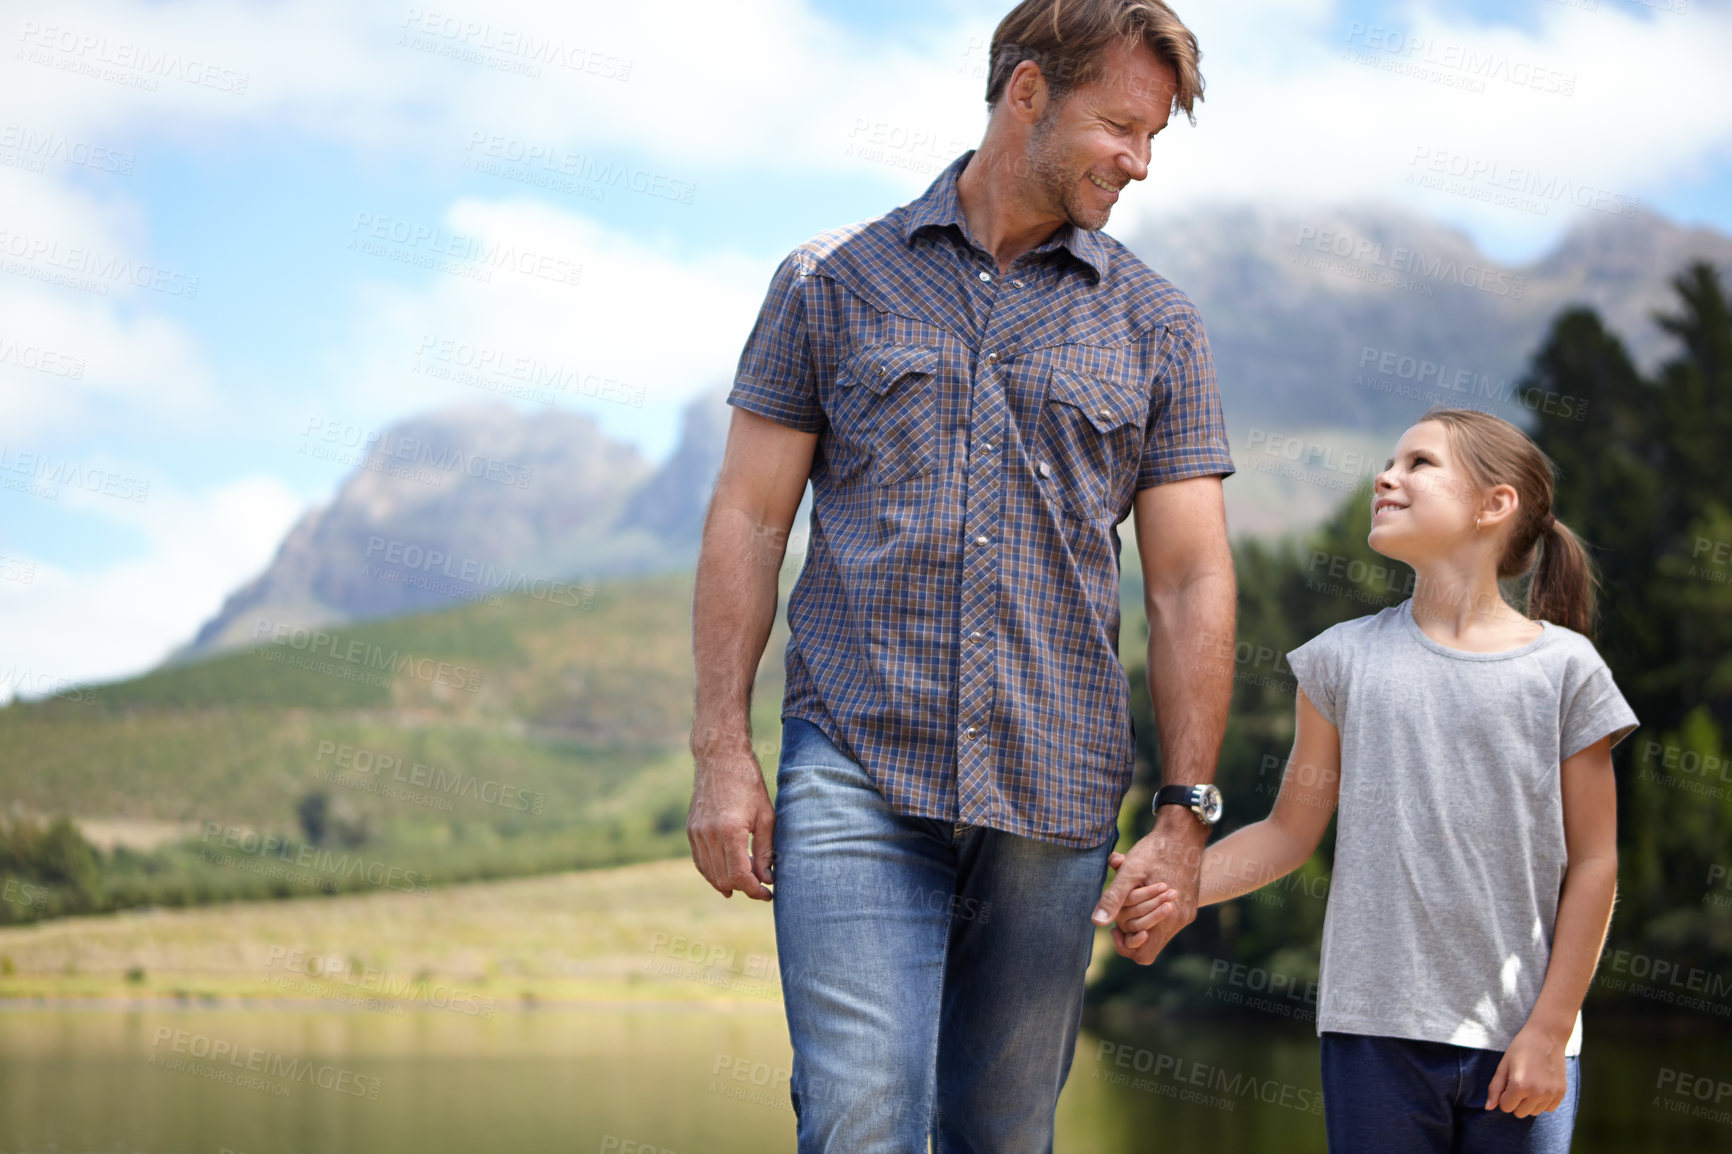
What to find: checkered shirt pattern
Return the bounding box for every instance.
[727,150,1235,848]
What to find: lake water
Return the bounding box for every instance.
[0,1005,1723,1152]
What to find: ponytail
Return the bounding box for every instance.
[1527,514,1597,636]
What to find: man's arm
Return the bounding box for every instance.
[688,406,817,900]
[1090,474,1236,961]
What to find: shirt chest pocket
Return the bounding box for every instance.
[832,343,942,486]
[1038,354,1147,521]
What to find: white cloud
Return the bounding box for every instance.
[1113,0,1732,246]
[0,156,216,440]
[306,196,767,460]
[0,474,305,701]
[6,0,1730,252]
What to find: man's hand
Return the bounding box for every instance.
[1114,877,1178,943]
[1091,813,1206,964]
[687,744,776,901]
[1485,1024,1570,1117]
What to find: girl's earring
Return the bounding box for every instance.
[1475,516,1482,530]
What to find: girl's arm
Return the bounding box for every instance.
[1118,688,1341,949]
[1485,735,1619,1117]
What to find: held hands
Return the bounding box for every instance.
[1108,863,1179,953]
[1091,816,1204,965]
[1484,1025,1570,1117]
[686,744,776,901]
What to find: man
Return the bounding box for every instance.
[687,1,1236,1149]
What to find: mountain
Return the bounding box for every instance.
[175,207,1731,661]
[173,404,669,661]
[616,387,731,546]
[1123,206,1732,433]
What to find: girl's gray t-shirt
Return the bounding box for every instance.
[1287,601,1638,1057]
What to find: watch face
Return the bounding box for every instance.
[1196,785,1223,825]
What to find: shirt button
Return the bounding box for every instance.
[1097,408,1113,421]
[1037,460,1051,478]
[985,352,999,364]
[1013,279,1025,288]
[974,534,989,546]
[963,725,979,739]
[969,630,983,641]
[978,271,992,283]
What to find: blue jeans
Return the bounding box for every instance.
[771,717,1117,1154]
[1320,1032,1581,1154]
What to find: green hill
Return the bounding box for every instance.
[0,569,792,922]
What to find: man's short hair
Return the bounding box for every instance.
[985,0,1204,123]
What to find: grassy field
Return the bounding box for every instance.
[0,857,1120,1008]
[0,859,780,1007]
[0,568,795,921]
[2,570,745,826]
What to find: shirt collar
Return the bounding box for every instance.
[901,149,1110,283]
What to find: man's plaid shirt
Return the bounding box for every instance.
[728,150,1235,848]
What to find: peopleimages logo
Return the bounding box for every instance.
[314,739,546,814]
[201,823,433,894]
[0,334,85,378]
[348,212,582,289]
[462,133,693,204]
[0,123,134,174]
[399,8,632,81]
[15,22,251,94]
[0,227,200,297]
[1598,948,1732,1016]
[1354,345,1589,421]
[149,1027,381,1098]
[264,946,497,1018]
[250,618,483,692]
[1293,226,1526,299]
[362,536,594,610]
[0,444,150,502]
[299,417,536,488]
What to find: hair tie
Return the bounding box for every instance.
[1541,511,1557,533]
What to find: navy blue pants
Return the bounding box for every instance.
[1321,1032,1580,1154]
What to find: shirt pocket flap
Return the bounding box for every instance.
[1048,370,1144,433]
[843,344,942,394]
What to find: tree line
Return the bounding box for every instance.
[1094,261,1732,1017]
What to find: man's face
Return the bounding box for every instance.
[1023,39,1178,231]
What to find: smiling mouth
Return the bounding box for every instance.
[1087,173,1123,194]
[1372,500,1407,517]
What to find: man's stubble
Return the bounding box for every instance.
[1024,98,1112,234]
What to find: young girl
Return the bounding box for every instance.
[1116,408,1638,1153]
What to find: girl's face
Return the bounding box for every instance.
[1367,421,1482,562]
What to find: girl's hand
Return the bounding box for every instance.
[1105,853,1178,950]
[1485,1026,1569,1117]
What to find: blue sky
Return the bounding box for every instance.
[1,0,1729,693]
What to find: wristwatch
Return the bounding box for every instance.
[1152,783,1223,827]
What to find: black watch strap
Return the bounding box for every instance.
[1152,784,1197,810]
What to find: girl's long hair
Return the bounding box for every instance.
[1419,407,1598,635]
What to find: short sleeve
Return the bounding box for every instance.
[1560,660,1639,760]
[727,251,824,433]
[1135,313,1236,489]
[1287,629,1342,729]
